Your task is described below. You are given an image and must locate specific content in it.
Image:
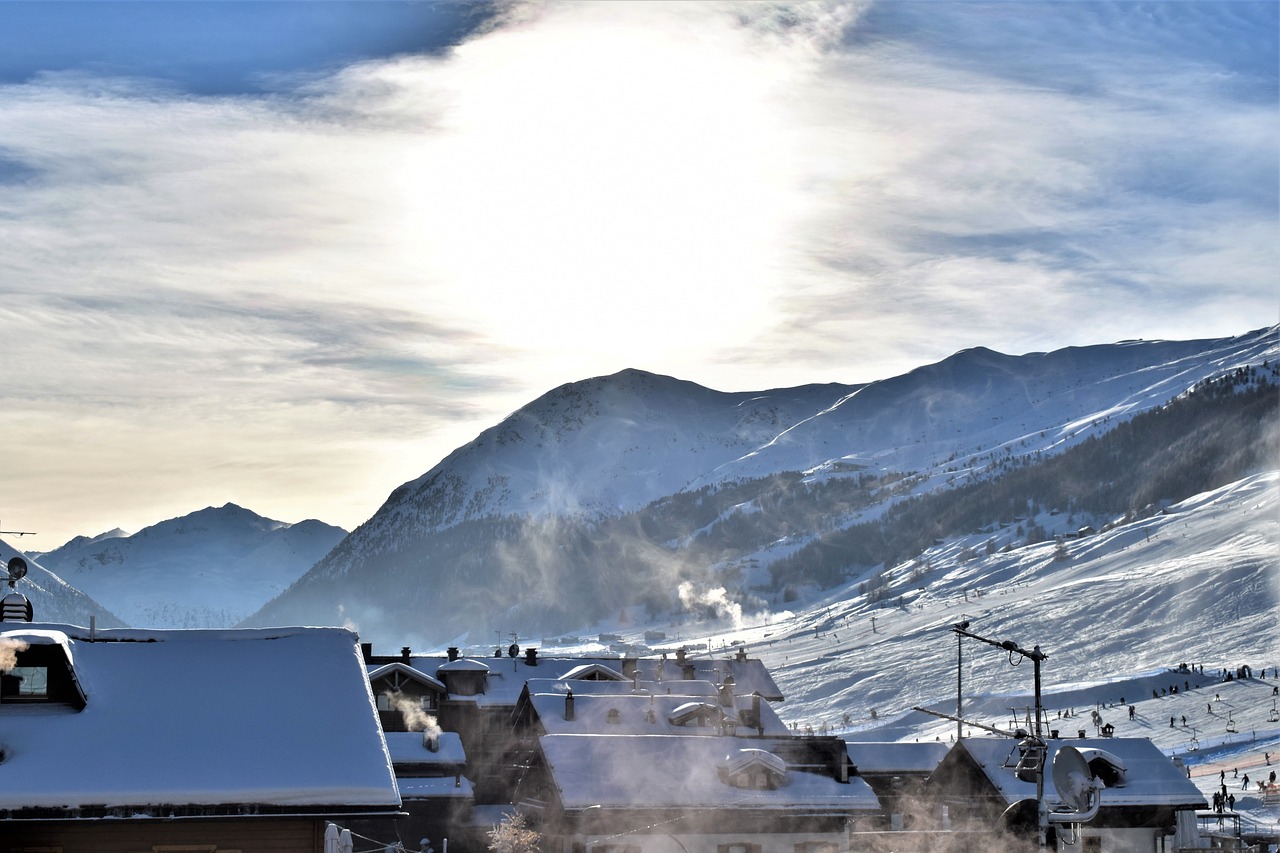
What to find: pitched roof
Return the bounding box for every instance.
[950,737,1206,810]
[527,691,790,736]
[368,661,446,692]
[846,741,950,775]
[0,623,400,816]
[396,653,782,706]
[538,734,879,812]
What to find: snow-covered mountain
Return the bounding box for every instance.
[245,327,1278,651]
[0,538,124,628]
[35,504,346,628]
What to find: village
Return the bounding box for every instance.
[3,566,1276,853]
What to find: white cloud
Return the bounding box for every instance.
[0,0,1274,543]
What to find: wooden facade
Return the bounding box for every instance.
[1,816,329,853]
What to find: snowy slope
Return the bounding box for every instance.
[486,471,1279,834]
[375,369,851,532]
[703,328,1278,487]
[36,503,346,628]
[0,538,124,628]
[247,327,1276,644]
[357,330,1276,539]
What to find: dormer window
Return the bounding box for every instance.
[668,701,723,728]
[0,631,86,709]
[718,748,788,790]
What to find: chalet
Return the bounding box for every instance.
[844,741,950,826]
[923,736,1207,851]
[345,730,472,853]
[508,671,877,853]
[0,623,402,853]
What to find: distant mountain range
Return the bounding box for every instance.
[29,504,345,627]
[241,326,1279,648]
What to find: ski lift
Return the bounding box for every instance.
[1268,702,1279,723]
[1225,711,1237,734]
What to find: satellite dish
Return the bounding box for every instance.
[508,643,520,658]
[6,557,27,582]
[1053,745,1095,813]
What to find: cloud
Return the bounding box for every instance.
[0,1,1274,543]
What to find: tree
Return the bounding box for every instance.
[487,813,540,853]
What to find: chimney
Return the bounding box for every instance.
[361,643,373,664]
[735,646,747,663]
[675,647,687,666]
[524,647,538,666]
[621,658,637,677]
[447,646,459,662]
[753,693,763,737]
[719,674,736,708]
[401,646,412,664]
[424,731,439,752]
[682,664,695,681]
[564,688,575,721]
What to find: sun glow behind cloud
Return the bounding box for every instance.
[0,0,1274,544]
[372,1,855,373]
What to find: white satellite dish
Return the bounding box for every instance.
[1053,745,1093,812]
[6,557,26,583]
[1049,745,1103,824]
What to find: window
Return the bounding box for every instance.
[2,666,47,698]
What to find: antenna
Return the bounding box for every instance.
[7,557,27,588]
[0,520,36,537]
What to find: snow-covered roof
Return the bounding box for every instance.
[954,737,1207,810]
[368,661,446,693]
[383,730,466,767]
[400,653,782,706]
[0,623,400,816]
[560,662,626,681]
[523,675,719,698]
[539,734,879,812]
[397,775,474,800]
[846,741,950,775]
[528,691,790,736]
[436,657,490,673]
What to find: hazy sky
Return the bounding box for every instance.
[2,1,1276,548]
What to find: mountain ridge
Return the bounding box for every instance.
[35,503,346,628]
[244,327,1277,646]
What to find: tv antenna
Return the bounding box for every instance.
[6,557,27,588]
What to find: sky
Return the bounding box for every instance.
[1,1,1276,548]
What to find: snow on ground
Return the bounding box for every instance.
[520,470,1279,833]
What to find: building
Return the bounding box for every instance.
[923,736,1208,851]
[0,623,402,853]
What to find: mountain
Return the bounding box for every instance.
[36,504,346,628]
[244,327,1278,650]
[0,539,125,628]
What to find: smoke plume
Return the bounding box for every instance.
[0,638,29,671]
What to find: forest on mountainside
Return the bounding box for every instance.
[765,369,1278,587]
